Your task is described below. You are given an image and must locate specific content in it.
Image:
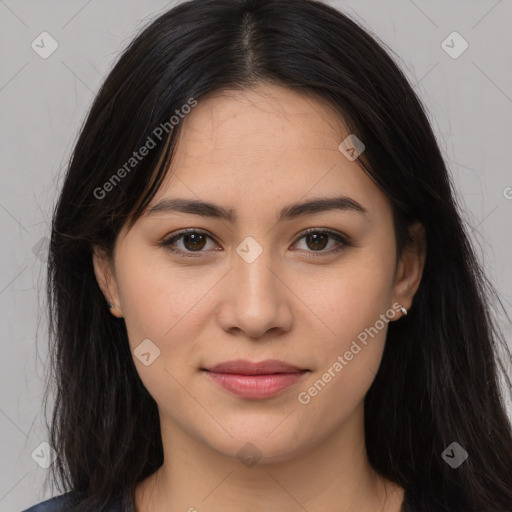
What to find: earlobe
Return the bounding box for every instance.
[92,246,123,318]
[392,222,427,315]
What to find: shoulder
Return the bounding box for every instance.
[21,490,125,512]
[21,492,77,512]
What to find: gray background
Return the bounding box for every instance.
[1,0,511,510]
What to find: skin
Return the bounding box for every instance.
[93,83,426,512]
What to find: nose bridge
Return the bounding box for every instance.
[234,237,280,307]
[218,236,292,337]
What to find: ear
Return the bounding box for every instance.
[392,221,426,316]
[92,246,123,318]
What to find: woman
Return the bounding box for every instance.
[23,0,512,510]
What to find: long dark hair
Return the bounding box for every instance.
[44,0,512,510]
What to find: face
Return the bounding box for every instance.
[94,83,425,463]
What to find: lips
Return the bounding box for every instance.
[202,359,310,399]
[204,359,307,375]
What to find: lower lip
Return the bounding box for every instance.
[204,371,308,399]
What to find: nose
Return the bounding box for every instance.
[215,247,294,339]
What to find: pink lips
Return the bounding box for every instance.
[202,359,309,399]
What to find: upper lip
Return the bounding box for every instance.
[203,359,308,375]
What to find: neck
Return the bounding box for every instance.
[134,401,404,512]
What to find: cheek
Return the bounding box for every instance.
[114,249,225,398]
[116,249,214,346]
[297,242,396,410]
[114,253,211,415]
[314,249,395,348]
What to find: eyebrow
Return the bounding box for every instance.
[146,195,368,222]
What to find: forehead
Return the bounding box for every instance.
[140,84,393,228]
[175,84,347,162]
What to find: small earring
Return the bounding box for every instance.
[106,301,114,309]
[399,305,408,317]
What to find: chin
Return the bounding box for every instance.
[196,425,312,466]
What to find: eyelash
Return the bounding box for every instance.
[160,228,351,259]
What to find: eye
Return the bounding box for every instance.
[160,228,351,259]
[161,229,220,258]
[291,228,350,257]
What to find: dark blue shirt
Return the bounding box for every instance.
[21,490,131,512]
[22,486,423,511]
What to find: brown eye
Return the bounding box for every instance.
[180,232,207,251]
[292,229,349,256]
[161,228,350,260]
[161,229,220,257]
[304,232,329,251]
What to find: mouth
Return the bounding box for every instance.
[201,359,310,399]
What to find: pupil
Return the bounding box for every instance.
[308,233,327,251]
[184,233,205,251]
